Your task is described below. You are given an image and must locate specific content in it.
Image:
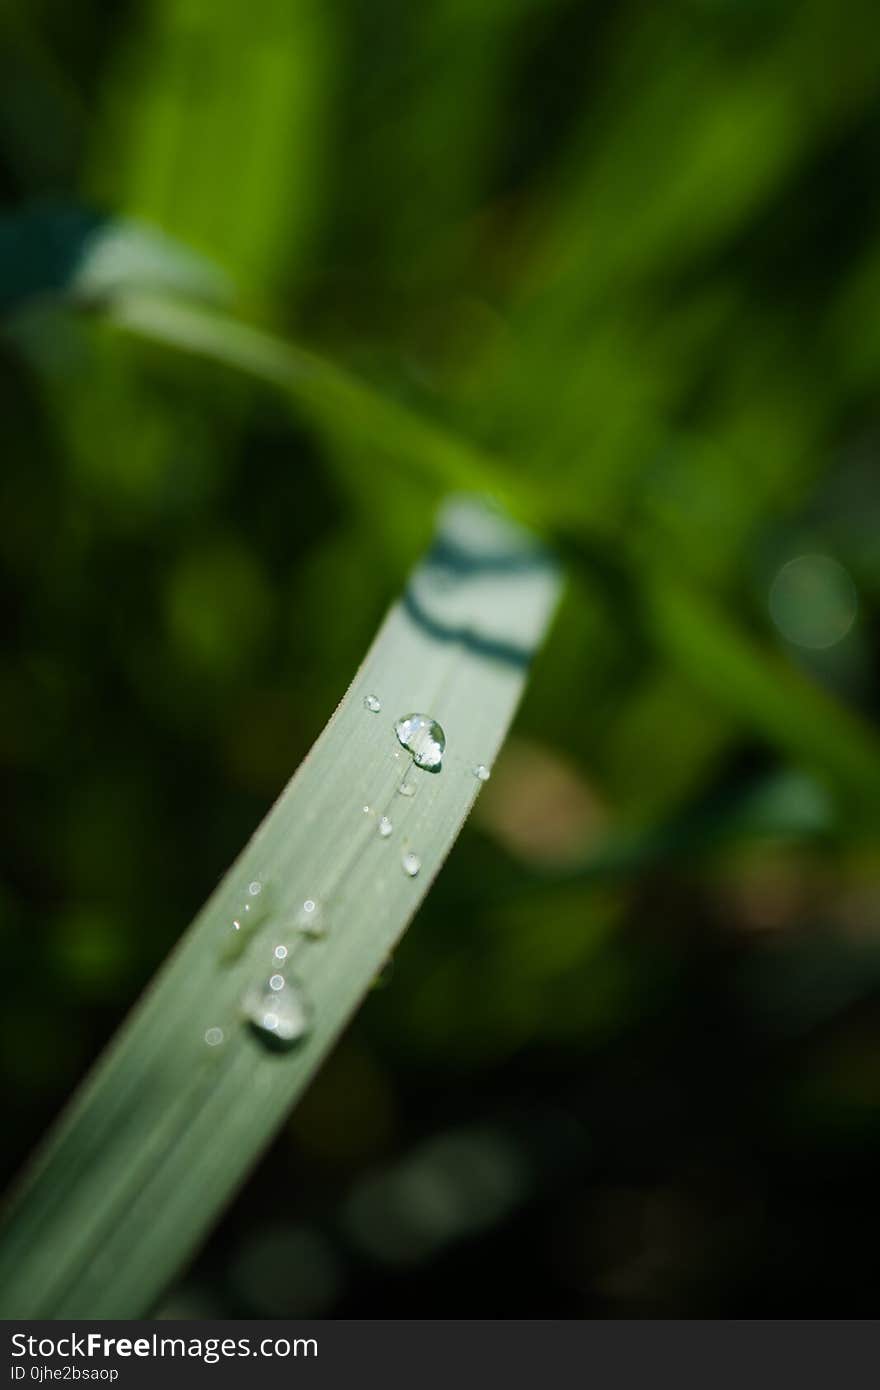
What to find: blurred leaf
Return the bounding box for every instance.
[646,575,880,823]
[0,206,229,314]
[86,0,334,304]
[105,287,880,826]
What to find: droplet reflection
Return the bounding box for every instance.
[244,978,311,1050]
[394,713,446,772]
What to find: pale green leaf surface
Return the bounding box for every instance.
[0,499,560,1318]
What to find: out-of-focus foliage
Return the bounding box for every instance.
[2,0,880,1316]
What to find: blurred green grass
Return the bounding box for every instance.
[2,0,880,1316]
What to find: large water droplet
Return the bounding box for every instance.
[378,815,393,838]
[401,851,421,877]
[364,694,382,713]
[394,713,446,772]
[397,780,417,798]
[473,764,491,782]
[244,978,311,1050]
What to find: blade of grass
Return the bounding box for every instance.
[645,574,880,822]
[0,498,560,1318]
[87,0,333,302]
[104,289,559,525]
[106,290,880,825]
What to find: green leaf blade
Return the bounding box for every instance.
[0,498,560,1318]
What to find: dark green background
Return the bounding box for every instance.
[2,0,880,1315]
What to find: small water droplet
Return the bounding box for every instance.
[244,977,311,1050]
[394,713,446,772]
[402,851,421,877]
[398,780,417,798]
[229,879,268,945]
[473,764,491,782]
[364,694,382,713]
[378,815,393,838]
[296,897,326,939]
[269,973,285,992]
[274,944,289,962]
[363,804,372,814]
[204,1026,225,1047]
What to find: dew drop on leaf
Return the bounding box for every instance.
[231,879,267,937]
[401,851,421,877]
[394,713,446,771]
[363,694,382,713]
[378,815,393,838]
[296,897,326,939]
[244,978,311,1050]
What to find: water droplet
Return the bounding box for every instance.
[398,781,417,798]
[378,815,393,838]
[402,851,421,877]
[230,879,268,943]
[394,713,446,772]
[296,897,326,939]
[274,944,289,962]
[364,694,382,713]
[269,973,285,992]
[363,805,372,814]
[244,978,311,1050]
[473,764,491,782]
[204,1026,225,1047]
